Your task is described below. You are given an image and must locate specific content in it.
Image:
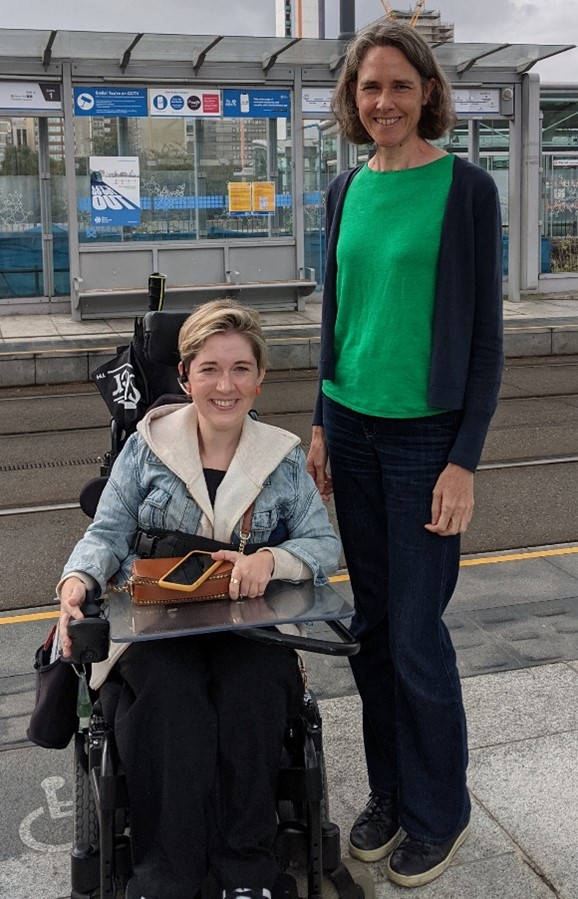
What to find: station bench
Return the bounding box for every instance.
[73,269,317,319]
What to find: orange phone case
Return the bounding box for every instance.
[157,551,224,593]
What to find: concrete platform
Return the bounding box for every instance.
[2,544,578,898]
[1,294,578,387]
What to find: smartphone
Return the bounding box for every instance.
[158,551,224,592]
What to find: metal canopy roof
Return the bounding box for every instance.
[0,28,573,78]
[433,40,574,74]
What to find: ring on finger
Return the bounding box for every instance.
[230,577,240,585]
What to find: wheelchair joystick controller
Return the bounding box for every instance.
[67,587,110,665]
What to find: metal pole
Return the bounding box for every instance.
[37,117,54,299]
[508,94,522,303]
[62,61,82,320]
[338,0,355,40]
[467,120,480,166]
[293,66,307,292]
[520,72,541,290]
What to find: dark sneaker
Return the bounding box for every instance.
[387,821,471,887]
[349,792,403,862]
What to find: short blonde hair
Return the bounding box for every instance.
[332,21,456,143]
[178,298,268,373]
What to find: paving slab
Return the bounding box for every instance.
[468,730,578,899]
[462,663,578,747]
[461,596,578,667]
[452,556,578,610]
[319,692,563,899]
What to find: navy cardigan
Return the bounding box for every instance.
[313,155,504,472]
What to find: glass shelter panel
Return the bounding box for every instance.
[0,113,70,300]
[75,114,293,243]
[302,120,338,282]
[0,115,43,298]
[540,92,578,271]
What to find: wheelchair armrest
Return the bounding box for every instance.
[235,619,359,656]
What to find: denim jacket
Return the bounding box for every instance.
[61,404,341,688]
[62,403,341,595]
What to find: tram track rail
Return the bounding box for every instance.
[1,453,578,519]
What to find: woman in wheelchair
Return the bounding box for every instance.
[57,298,341,899]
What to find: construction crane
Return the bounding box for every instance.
[379,0,396,20]
[410,0,426,27]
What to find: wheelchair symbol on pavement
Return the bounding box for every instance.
[19,776,72,852]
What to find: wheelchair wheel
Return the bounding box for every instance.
[322,858,376,899]
[73,731,99,845]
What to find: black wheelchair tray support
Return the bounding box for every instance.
[235,619,359,656]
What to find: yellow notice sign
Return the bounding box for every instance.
[227,181,276,214]
[228,182,252,213]
[252,181,276,213]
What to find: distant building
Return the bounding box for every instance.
[376,7,454,43]
[275,0,325,38]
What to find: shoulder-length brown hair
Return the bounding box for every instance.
[332,21,456,143]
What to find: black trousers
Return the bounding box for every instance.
[112,632,304,899]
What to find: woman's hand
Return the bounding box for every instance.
[59,576,87,658]
[211,549,276,600]
[306,426,333,501]
[424,463,474,537]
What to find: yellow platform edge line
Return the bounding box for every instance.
[3,545,578,626]
[1,610,60,625]
[459,546,578,566]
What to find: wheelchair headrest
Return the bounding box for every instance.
[142,311,191,367]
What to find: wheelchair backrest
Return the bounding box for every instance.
[141,310,189,370]
[93,311,191,434]
[85,311,192,518]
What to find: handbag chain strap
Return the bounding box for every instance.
[237,501,255,555]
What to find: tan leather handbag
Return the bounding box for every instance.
[128,555,234,604]
[120,503,254,606]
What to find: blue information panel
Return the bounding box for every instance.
[74,87,148,118]
[223,89,291,119]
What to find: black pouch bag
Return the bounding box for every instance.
[27,624,81,750]
[92,339,147,438]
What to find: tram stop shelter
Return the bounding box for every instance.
[0,29,574,319]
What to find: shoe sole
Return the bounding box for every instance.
[348,827,404,863]
[386,822,471,887]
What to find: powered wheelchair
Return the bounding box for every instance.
[69,306,373,899]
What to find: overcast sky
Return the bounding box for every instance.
[3,0,577,83]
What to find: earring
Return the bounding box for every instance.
[255,386,261,395]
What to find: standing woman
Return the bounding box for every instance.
[306,22,503,889]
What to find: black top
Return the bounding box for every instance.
[203,468,226,507]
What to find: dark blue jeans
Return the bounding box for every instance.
[323,395,471,843]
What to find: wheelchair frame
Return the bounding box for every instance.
[69,683,373,899]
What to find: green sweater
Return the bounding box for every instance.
[323,154,454,418]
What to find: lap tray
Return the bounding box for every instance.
[108,580,354,645]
